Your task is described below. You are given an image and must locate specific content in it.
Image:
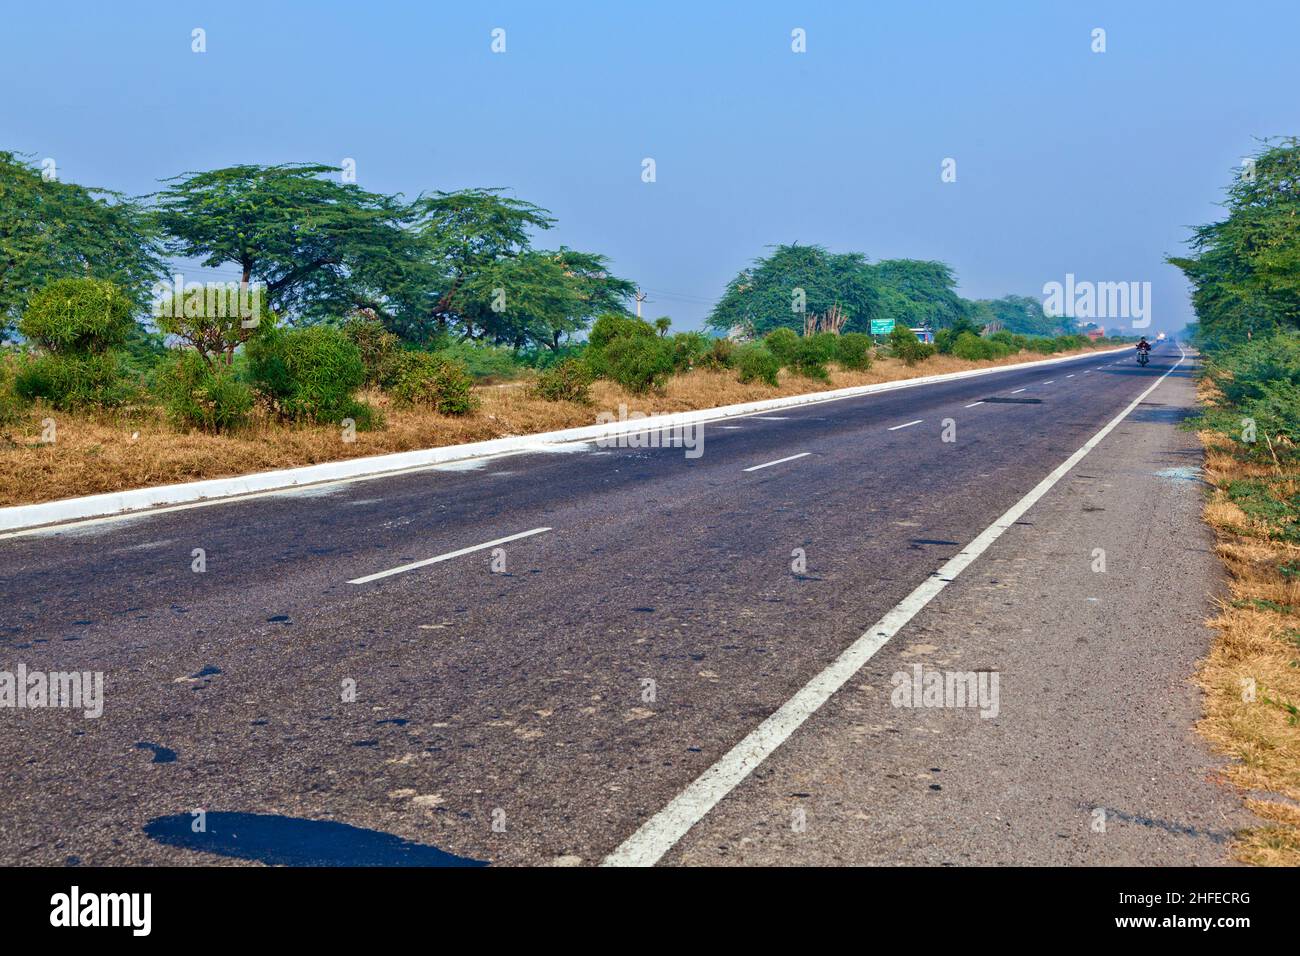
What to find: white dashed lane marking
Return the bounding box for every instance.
[743,452,811,473]
[348,527,552,584]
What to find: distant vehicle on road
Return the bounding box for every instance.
[1137,336,1152,365]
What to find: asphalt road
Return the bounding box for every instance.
[0,342,1241,866]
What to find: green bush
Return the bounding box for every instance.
[806,332,840,363]
[736,344,781,387]
[247,325,367,423]
[1040,334,1087,352]
[516,343,586,370]
[988,330,1029,352]
[437,340,525,380]
[1207,335,1300,406]
[1242,379,1300,447]
[20,278,135,354]
[14,352,131,408]
[386,350,478,415]
[836,332,872,370]
[121,326,171,376]
[699,338,737,370]
[669,332,712,372]
[157,350,254,432]
[531,358,595,404]
[602,334,675,393]
[888,323,933,365]
[789,338,830,380]
[341,316,401,387]
[588,313,656,350]
[764,327,800,365]
[0,357,26,425]
[950,331,1012,361]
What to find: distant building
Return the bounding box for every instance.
[1085,327,1106,341]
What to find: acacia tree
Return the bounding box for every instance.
[387,188,556,341]
[0,151,163,335]
[871,259,968,330]
[973,294,1072,337]
[458,247,635,349]
[149,163,418,322]
[706,244,878,337]
[1169,138,1300,349]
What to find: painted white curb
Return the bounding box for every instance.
[0,346,1131,533]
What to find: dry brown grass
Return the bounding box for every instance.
[0,347,1105,507]
[1194,414,1300,865]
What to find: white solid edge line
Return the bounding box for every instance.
[347,527,551,584]
[601,345,1187,867]
[0,347,1131,536]
[742,452,811,473]
[887,419,923,431]
[964,402,984,408]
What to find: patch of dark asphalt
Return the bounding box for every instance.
[143,812,488,867]
[134,742,178,764]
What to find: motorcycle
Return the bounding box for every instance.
[1137,349,1149,366]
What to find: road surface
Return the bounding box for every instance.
[0,343,1247,865]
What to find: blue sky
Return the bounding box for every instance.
[3,0,1297,333]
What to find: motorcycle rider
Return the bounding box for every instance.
[1136,336,1152,353]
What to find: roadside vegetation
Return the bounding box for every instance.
[0,150,1126,506]
[1170,137,1300,865]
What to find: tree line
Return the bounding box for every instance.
[0,153,634,351]
[705,244,1074,339]
[1,151,1076,354]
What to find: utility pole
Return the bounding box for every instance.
[635,290,646,318]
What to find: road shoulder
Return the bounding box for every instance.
[665,356,1252,865]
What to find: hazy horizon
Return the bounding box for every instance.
[5,0,1297,334]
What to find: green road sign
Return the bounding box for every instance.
[870,319,895,335]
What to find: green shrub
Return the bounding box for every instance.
[20,278,135,354]
[14,352,130,408]
[669,332,712,372]
[806,332,840,363]
[1207,335,1300,406]
[121,325,171,376]
[789,338,830,380]
[0,357,26,425]
[531,358,595,404]
[247,325,367,423]
[1242,379,1300,447]
[888,323,933,365]
[153,288,265,365]
[386,350,478,415]
[699,338,737,370]
[517,343,587,370]
[1052,334,1088,351]
[764,327,800,364]
[736,344,781,387]
[602,334,676,393]
[341,316,401,387]
[950,331,1008,361]
[157,350,254,432]
[588,313,656,350]
[836,332,872,370]
[988,330,1028,352]
[437,340,525,380]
